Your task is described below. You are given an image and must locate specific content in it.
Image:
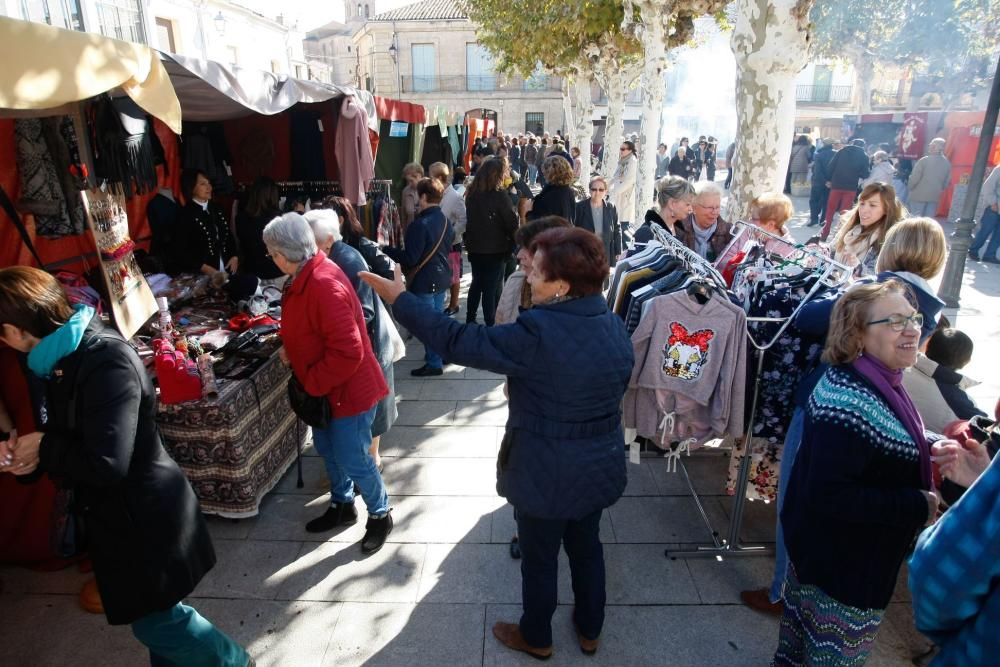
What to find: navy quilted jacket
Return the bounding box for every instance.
[393,293,634,519]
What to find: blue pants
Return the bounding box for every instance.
[412,290,446,368]
[516,509,606,648]
[527,165,538,184]
[909,200,939,218]
[770,407,805,602]
[131,603,248,667]
[808,185,829,225]
[312,404,389,516]
[970,206,1000,260]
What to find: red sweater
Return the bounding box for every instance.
[280,253,388,418]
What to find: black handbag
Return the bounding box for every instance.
[287,375,330,429]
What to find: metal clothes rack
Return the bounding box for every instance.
[643,223,851,560]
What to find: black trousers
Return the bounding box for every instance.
[516,508,606,648]
[466,252,507,326]
[809,185,830,225]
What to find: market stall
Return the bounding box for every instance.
[0,17,413,525]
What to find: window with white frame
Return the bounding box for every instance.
[466,43,495,91]
[95,0,147,44]
[411,44,436,92]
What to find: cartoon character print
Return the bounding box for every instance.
[662,322,714,381]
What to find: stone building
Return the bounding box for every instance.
[342,0,565,134]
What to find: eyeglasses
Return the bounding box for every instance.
[619,147,629,152]
[694,203,721,211]
[866,313,923,332]
[590,187,606,192]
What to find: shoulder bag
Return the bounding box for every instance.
[405,218,448,285]
[287,375,331,429]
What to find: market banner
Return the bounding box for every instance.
[898,113,927,159]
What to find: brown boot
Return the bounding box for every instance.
[492,622,553,661]
[740,588,784,616]
[79,578,104,614]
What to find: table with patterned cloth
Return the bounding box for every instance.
[156,350,307,518]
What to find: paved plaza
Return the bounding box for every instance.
[1,193,997,666]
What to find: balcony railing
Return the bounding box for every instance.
[400,74,561,94]
[795,84,853,104]
[592,88,644,105]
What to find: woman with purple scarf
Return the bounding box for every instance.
[772,280,944,666]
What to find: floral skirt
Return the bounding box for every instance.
[773,565,884,666]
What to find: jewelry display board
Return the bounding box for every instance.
[82,185,157,339]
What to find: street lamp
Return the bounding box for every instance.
[214,11,226,36]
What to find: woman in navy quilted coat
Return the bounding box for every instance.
[362,227,633,660]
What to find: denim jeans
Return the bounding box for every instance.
[909,200,939,218]
[808,185,829,225]
[527,165,538,184]
[312,404,389,516]
[467,252,507,326]
[769,407,805,603]
[411,290,446,368]
[132,603,248,667]
[516,509,606,648]
[970,206,1000,260]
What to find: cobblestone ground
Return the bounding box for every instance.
[1,179,996,666]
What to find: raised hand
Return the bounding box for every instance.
[360,262,405,305]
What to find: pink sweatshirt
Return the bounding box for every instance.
[624,290,747,445]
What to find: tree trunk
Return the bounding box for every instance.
[602,69,628,180]
[855,52,874,114]
[727,0,813,222]
[635,15,668,218]
[566,70,596,173]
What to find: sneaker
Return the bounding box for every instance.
[361,512,394,554]
[968,251,981,261]
[305,502,358,533]
[410,365,443,377]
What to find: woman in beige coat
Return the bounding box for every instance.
[608,141,638,234]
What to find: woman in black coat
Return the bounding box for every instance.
[464,157,519,326]
[236,177,284,284]
[574,175,623,264]
[529,155,578,224]
[0,267,249,666]
[178,169,238,276]
[668,147,694,179]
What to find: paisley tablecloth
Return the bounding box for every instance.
[156,351,306,518]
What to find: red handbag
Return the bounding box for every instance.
[153,338,203,404]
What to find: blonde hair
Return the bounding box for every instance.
[833,182,905,256]
[750,191,794,233]
[428,162,450,185]
[822,279,914,365]
[589,175,608,190]
[541,155,575,186]
[402,162,424,179]
[875,217,947,279]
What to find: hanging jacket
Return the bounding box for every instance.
[335,95,376,207]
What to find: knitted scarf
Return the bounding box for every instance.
[27,305,95,379]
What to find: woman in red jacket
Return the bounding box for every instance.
[263,213,394,553]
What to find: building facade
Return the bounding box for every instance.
[2,0,308,77]
[352,0,565,134]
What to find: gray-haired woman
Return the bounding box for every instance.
[305,209,397,471]
[263,213,394,552]
[632,175,695,246]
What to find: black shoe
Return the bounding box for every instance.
[509,536,521,559]
[410,365,443,377]
[361,512,394,554]
[444,306,460,316]
[306,502,358,533]
[806,220,820,227]
[969,251,981,261]
[984,256,1000,264]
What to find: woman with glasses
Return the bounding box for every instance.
[574,176,623,264]
[608,141,638,235]
[681,180,734,261]
[832,182,906,277]
[773,279,943,666]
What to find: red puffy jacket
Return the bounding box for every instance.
[280,253,388,418]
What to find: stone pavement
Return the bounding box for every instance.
[1,191,997,666]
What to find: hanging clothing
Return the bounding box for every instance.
[14,118,84,238]
[181,122,233,193]
[420,125,453,172]
[91,97,163,199]
[289,110,327,182]
[335,95,376,207]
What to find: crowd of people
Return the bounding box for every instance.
[0,121,998,667]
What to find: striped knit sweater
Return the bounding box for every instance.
[781,364,930,610]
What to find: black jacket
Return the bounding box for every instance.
[633,208,689,247]
[178,201,237,273]
[529,185,577,224]
[36,321,215,625]
[827,144,871,190]
[668,154,693,178]
[236,209,283,280]
[811,145,836,188]
[574,199,622,261]
[383,205,453,294]
[464,190,518,255]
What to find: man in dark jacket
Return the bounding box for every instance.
[808,139,840,227]
[822,138,871,239]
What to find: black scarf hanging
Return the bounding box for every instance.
[91,95,163,198]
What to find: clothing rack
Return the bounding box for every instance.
[658,222,851,560]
